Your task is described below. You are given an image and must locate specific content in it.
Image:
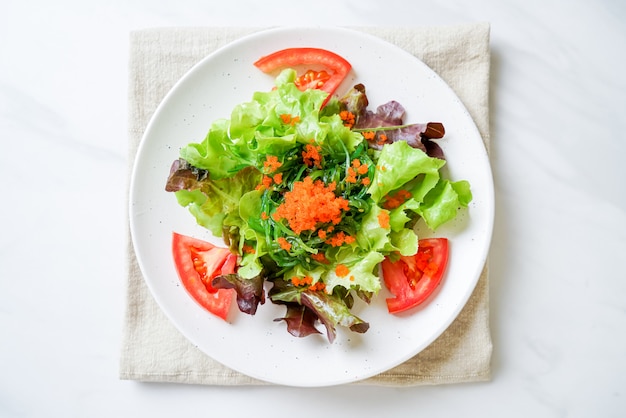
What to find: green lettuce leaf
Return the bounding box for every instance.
[323,249,384,294]
[355,204,391,252]
[174,167,262,237]
[365,141,473,231]
[367,140,445,202]
[389,228,418,256]
[236,189,268,278]
[179,118,251,180]
[412,179,473,230]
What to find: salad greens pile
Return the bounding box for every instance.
[166,69,472,342]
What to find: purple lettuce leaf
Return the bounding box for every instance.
[212,273,265,315]
[165,158,209,192]
[273,304,322,339]
[269,280,369,343]
[339,84,447,158]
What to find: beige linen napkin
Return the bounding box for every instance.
[120,24,492,386]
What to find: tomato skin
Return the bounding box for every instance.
[171,232,236,320]
[253,48,351,107]
[381,238,449,314]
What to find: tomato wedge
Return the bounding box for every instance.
[171,232,236,320]
[253,47,351,107]
[381,238,449,314]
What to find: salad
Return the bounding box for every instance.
[165,48,472,342]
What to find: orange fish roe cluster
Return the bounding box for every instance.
[261,211,269,220]
[352,159,369,175]
[382,189,412,209]
[378,210,390,229]
[272,177,349,234]
[346,159,370,183]
[302,143,323,168]
[346,167,358,183]
[325,231,356,247]
[290,276,327,292]
[361,131,389,145]
[263,155,282,173]
[310,252,328,263]
[291,275,313,286]
[339,110,355,129]
[242,244,256,254]
[376,133,389,145]
[277,237,292,252]
[308,281,326,292]
[256,175,274,191]
[280,113,300,126]
[335,264,350,277]
[257,155,285,191]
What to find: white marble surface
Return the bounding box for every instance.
[1,0,625,416]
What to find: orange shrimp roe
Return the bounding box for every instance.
[346,167,358,183]
[256,175,274,191]
[382,189,412,209]
[291,275,326,292]
[291,275,313,286]
[355,163,369,175]
[263,155,282,173]
[302,143,323,168]
[280,114,300,126]
[335,264,350,277]
[362,131,375,141]
[325,231,356,247]
[378,210,390,229]
[277,237,292,251]
[310,252,328,263]
[308,281,326,292]
[339,110,355,129]
[346,159,369,183]
[272,177,349,234]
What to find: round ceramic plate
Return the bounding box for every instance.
[129,27,494,387]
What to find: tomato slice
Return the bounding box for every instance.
[294,69,331,91]
[253,47,351,107]
[171,232,236,320]
[381,238,449,314]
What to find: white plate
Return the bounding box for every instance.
[129,27,494,387]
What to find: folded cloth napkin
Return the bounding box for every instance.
[120,24,492,386]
